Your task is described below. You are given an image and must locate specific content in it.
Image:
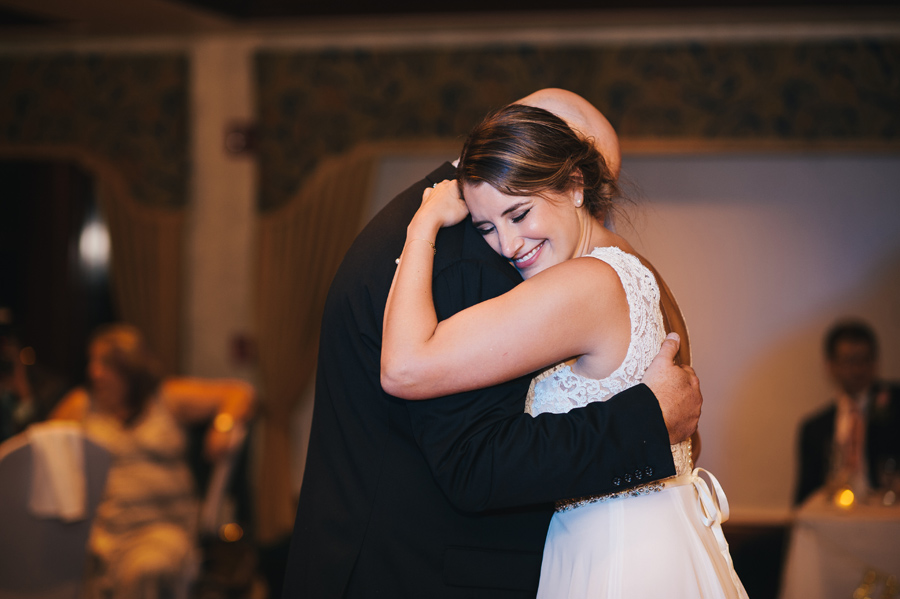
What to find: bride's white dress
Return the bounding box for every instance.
[527,246,749,599]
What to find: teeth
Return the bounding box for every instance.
[515,243,542,263]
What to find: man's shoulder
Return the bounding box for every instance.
[874,382,900,415]
[335,163,458,282]
[436,219,519,267]
[800,403,836,435]
[435,216,518,270]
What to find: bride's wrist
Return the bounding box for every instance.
[406,218,440,244]
[405,238,436,255]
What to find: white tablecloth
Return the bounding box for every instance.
[780,490,900,599]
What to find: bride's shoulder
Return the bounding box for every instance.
[586,244,639,264]
[527,252,627,303]
[587,246,660,281]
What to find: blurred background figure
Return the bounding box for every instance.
[794,319,900,506]
[0,307,68,442]
[50,323,256,599]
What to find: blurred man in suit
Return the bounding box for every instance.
[795,319,900,505]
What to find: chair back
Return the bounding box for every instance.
[0,432,111,599]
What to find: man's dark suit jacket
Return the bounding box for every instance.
[795,382,900,506]
[282,163,675,598]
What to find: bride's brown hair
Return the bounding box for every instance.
[457,104,619,221]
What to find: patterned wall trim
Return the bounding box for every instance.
[256,40,900,211]
[0,54,189,208]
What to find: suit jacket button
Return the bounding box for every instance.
[612,477,622,487]
[624,473,632,484]
[634,469,643,480]
[645,466,653,476]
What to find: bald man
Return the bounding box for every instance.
[519,87,621,177]
[282,89,701,599]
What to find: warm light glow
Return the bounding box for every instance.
[79,219,110,270]
[835,488,855,508]
[19,346,36,366]
[213,413,235,433]
[219,523,243,542]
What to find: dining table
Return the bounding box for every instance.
[779,487,900,599]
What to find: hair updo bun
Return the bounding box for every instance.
[457,104,619,220]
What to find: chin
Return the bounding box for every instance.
[517,264,547,279]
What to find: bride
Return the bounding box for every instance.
[381,102,748,598]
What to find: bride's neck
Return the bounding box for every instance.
[577,218,618,257]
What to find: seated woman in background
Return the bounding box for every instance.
[51,323,255,599]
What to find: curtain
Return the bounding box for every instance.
[254,144,384,544]
[96,177,184,375]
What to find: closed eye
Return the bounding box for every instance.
[476,225,494,236]
[511,209,531,224]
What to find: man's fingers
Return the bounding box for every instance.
[679,364,702,415]
[655,332,681,363]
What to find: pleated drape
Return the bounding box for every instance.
[96,178,184,375]
[254,144,382,544]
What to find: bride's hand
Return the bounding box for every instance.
[418,179,469,229]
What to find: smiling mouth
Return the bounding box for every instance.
[513,242,543,265]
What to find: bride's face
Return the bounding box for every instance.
[464,182,586,279]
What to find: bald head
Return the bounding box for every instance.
[516,88,621,179]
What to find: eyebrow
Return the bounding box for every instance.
[471,201,529,227]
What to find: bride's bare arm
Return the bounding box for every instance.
[382,183,627,400]
[381,182,462,398]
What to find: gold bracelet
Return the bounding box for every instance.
[407,238,436,255]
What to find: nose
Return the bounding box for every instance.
[497,225,523,260]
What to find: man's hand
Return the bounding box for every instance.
[643,333,702,445]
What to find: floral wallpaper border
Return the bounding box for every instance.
[1,41,897,212]
[0,53,189,208]
[256,39,900,210]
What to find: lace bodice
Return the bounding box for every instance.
[526,246,692,476]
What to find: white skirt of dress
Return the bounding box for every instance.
[537,470,749,599]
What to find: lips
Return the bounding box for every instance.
[513,241,543,270]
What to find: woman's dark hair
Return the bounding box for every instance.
[89,323,163,425]
[457,104,619,220]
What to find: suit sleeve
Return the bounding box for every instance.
[405,256,675,513]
